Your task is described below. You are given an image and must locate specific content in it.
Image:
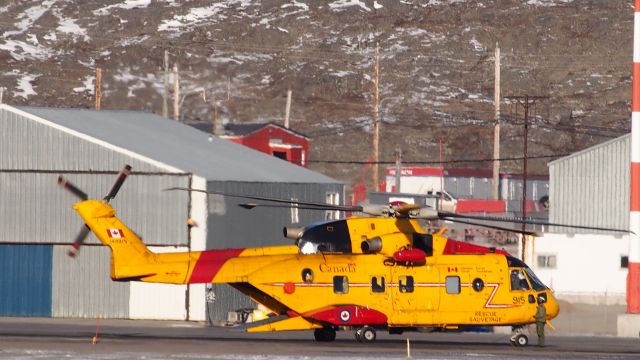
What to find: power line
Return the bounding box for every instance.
[308,154,568,165]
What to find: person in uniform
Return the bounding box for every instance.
[535,296,547,347]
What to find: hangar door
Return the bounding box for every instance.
[0,244,52,316]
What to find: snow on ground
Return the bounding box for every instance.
[329,0,371,12]
[158,4,228,32]
[0,40,55,61]
[93,0,152,16]
[2,1,56,37]
[56,17,89,42]
[73,75,95,93]
[13,73,38,99]
[158,1,254,32]
[527,0,575,6]
[113,69,159,97]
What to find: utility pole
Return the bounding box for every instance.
[173,64,179,121]
[284,87,292,129]
[506,95,547,260]
[394,148,402,193]
[163,50,169,118]
[95,67,102,111]
[0,87,4,104]
[492,43,501,200]
[372,43,380,192]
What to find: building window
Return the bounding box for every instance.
[273,151,287,160]
[333,276,348,294]
[398,276,414,293]
[371,276,385,293]
[325,192,340,220]
[290,198,299,224]
[537,254,557,269]
[446,276,461,294]
[621,256,629,269]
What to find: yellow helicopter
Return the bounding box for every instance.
[59,165,574,346]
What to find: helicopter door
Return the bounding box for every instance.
[391,266,440,312]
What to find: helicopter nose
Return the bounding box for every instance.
[546,292,560,319]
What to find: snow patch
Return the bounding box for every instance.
[13,73,38,99]
[282,0,309,11]
[94,0,152,16]
[3,1,56,37]
[329,0,371,12]
[0,40,55,61]
[158,1,253,32]
[57,18,89,41]
[527,0,575,6]
[469,38,484,52]
[73,75,95,94]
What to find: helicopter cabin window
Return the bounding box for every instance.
[537,254,556,269]
[290,198,299,224]
[371,276,386,293]
[445,276,461,294]
[333,276,349,294]
[325,192,340,220]
[621,256,629,269]
[510,269,531,291]
[398,276,414,293]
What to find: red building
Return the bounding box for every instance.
[189,122,310,167]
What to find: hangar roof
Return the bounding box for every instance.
[15,106,339,184]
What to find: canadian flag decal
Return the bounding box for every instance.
[107,228,124,238]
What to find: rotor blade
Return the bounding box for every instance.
[104,165,132,202]
[237,203,382,215]
[167,187,363,212]
[58,176,88,201]
[440,216,539,236]
[68,226,91,258]
[440,212,630,234]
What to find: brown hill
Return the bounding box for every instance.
[0,0,632,191]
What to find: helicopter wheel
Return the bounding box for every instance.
[359,325,376,343]
[510,333,528,347]
[314,327,336,342]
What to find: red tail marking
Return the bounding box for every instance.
[189,248,244,283]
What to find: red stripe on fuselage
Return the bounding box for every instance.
[189,248,244,283]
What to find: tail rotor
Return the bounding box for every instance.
[59,165,132,257]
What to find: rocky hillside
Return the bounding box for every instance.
[0,0,633,189]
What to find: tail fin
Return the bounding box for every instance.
[73,199,155,280]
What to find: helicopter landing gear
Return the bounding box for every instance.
[510,333,528,347]
[510,326,529,347]
[354,325,376,343]
[314,327,336,342]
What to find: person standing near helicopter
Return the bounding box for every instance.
[534,296,547,347]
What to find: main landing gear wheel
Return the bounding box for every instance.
[510,333,528,347]
[356,325,376,343]
[314,327,336,342]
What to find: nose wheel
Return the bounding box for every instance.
[354,326,376,343]
[510,333,528,347]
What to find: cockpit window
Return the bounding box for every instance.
[524,267,548,291]
[510,269,530,291]
[297,220,352,254]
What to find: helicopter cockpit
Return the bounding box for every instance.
[507,256,548,292]
[295,220,353,255]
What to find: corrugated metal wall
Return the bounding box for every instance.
[549,135,629,232]
[52,246,129,318]
[0,244,52,316]
[0,108,167,172]
[0,171,190,246]
[205,180,344,321]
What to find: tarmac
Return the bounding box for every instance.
[0,316,638,359]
